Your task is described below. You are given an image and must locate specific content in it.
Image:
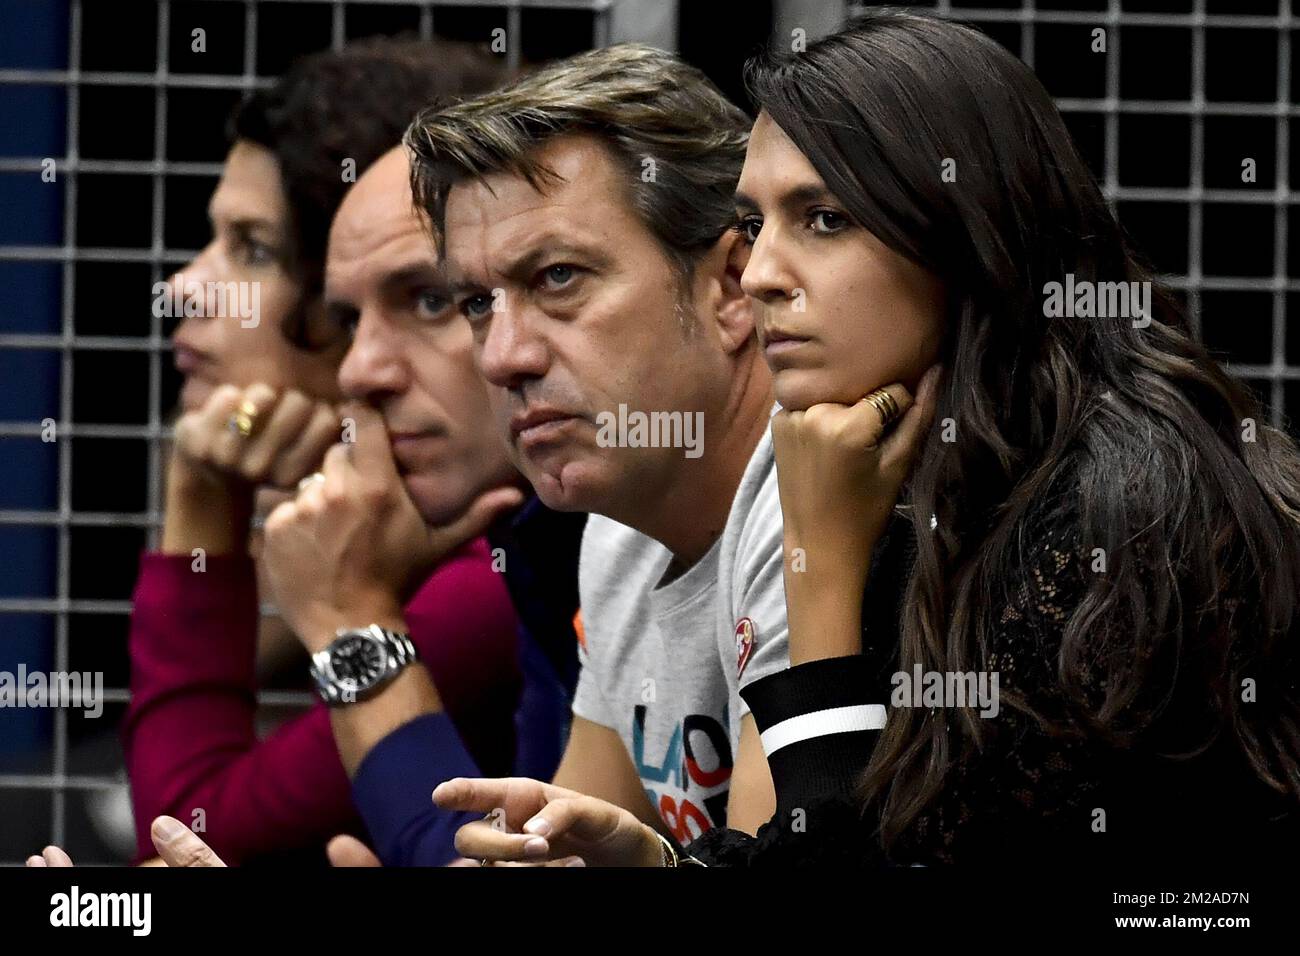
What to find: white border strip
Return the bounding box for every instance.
[760,704,887,757]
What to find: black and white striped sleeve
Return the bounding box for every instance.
[740,654,886,815]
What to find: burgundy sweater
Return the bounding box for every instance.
[121,538,520,865]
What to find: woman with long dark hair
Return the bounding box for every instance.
[435,10,1300,866]
[28,38,524,869]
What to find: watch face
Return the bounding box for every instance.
[329,634,387,689]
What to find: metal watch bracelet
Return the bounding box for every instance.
[310,623,418,706]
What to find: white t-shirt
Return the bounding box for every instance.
[572,409,789,844]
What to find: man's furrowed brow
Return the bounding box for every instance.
[445,238,608,294]
[381,262,444,292]
[446,276,489,296]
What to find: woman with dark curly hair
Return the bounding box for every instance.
[435,10,1300,867]
[113,38,518,867]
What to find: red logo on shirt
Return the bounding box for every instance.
[735,617,756,678]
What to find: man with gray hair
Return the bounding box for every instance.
[344,43,789,865]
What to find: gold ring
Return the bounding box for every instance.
[227,398,262,438]
[296,472,326,494]
[862,388,902,430]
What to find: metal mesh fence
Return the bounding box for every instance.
[0,0,1293,864]
[872,0,1299,432]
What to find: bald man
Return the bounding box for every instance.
[262,147,586,866]
[30,149,584,870]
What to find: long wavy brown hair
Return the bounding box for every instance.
[747,10,1300,851]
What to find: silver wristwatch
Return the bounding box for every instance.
[309,623,418,706]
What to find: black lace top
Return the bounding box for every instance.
[686,485,1300,867]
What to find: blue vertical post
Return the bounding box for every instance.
[0,0,70,768]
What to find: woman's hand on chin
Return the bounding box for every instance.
[772,364,942,663]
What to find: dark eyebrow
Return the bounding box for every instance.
[446,240,609,297]
[734,184,840,214]
[381,263,444,293]
[210,213,283,242]
[447,275,490,297]
[324,299,359,328]
[323,265,449,320]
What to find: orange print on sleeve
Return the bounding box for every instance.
[573,608,586,652]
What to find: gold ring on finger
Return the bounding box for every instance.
[227,398,262,438]
[862,388,901,430]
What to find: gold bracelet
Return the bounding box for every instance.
[652,829,680,867]
[651,830,707,867]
